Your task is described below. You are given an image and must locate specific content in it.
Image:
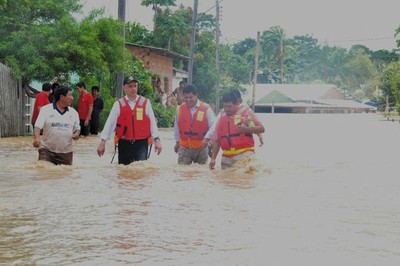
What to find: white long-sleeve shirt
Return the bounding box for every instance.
[173,100,215,142]
[100,96,160,141]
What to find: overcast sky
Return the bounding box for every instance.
[81,0,400,51]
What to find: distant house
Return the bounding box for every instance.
[242,84,376,113]
[125,43,188,94]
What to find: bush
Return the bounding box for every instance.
[153,104,176,128]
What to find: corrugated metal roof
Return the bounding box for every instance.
[242,83,340,102]
[126,43,189,60]
[257,90,294,103]
[241,83,376,111]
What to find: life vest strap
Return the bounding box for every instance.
[222,147,255,157]
[183,131,199,136]
[179,139,203,149]
[221,133,252,139]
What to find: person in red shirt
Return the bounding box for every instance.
[76,82,94,136]
[31,82,52,128]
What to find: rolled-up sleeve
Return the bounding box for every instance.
[100,101,120,141]
[204,107,216,139]
[173,105,180,142]
[146,100,160,141]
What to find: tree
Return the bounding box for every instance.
[0,0,80,85]
[395,26,400,48]
[261,26,285,83]
[140,0,176,31]
[125,22,153,45]
[286,35,321,83]
[220,44,251,84]
[345,49,379,99]
[153,6,191,51]
[380,61,400,111]
[192,31,217,104]
[232,38,256,57]
[0,0,124,88]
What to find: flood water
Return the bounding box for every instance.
[1,113,400,266]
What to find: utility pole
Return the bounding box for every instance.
[251,31,260,110]
[116,0,126,98]
[215,0,221,112]
[188,0,198,84]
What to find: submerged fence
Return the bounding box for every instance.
[0,62,28,138]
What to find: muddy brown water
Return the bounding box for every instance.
[1,113,400,265]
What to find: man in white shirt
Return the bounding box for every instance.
[97,76,162,165]
[33,85,80,165]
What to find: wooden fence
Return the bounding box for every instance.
[0,62,29,138]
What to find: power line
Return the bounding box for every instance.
[202,0,224,14]
[329,36,396,44]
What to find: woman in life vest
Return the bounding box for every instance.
[97,76,162,165]
[209,91,265,170]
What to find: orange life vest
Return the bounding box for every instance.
[115,96,151,141]
[218,108,255,157]
[178,101,210,148]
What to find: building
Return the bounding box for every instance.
[0,62,32,137]
[242,83,376,113]
[126,43,188,94]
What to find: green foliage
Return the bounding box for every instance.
[152,104,176,127]
[99,86,117,131]
[380,62,400,111]
[220,44,251,84]
[395,26,400,48]
[125,22,153,45]
[140,0,176,7]
[2,0,399,129]
[232,38,256,57]
[192,31,217,104]
[152,6,192,53]
[286,35,321,83]
[0,0,124,87]
[345,49,379,99]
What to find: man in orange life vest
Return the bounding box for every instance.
[173,84,216,165]
[97,76,162,165]
[209,91,265,170]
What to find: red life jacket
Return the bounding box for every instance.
[178,101,210,148]
[218,107,255,157]
[115,96,151,140]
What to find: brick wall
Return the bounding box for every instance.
[127,46,174,93]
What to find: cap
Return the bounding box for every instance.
[123,76,139,85]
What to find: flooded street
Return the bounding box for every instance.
[1,113,400,265]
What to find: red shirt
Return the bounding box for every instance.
[31,91,50,125]
[78,92,94,120]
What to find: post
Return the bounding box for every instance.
[251,31,260,110]
[116,0,126,98]
[215,0,221,112]
[188,0,198,84]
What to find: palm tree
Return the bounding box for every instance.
[261,26,288,83]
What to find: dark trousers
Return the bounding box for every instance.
[90,116,100,135]
[38,148,73,165]
[118,139,149,165]
[79,119,90,136]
